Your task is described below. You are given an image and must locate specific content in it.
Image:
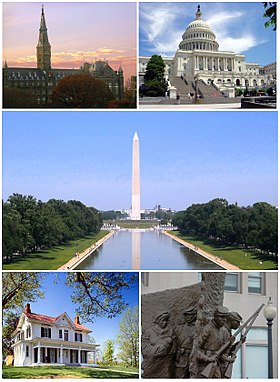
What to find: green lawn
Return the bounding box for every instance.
[169,231,277,270]
[2,365,139,379]
[115,220,157,229]
[3,231,109,271]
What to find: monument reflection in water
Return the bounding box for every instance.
[76,231,222,270]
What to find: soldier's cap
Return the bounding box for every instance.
[183,307,197,315]
[229,311,242,322]
[153,310,170,323]
[214,306,229,316]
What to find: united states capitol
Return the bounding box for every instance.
[139,5,276,99]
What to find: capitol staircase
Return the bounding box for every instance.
[196,79,225,98]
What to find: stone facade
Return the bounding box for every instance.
[3,6,124,105]
[139,5,275,97]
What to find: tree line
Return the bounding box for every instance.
[4,74,136,109]
[172,198,277,256]
[3,193,103,262]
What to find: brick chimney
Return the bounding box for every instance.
[74,315,80,325]
[24,303,31,314]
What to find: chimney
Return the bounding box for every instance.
[74,315,80,325]
[24,303,31,314]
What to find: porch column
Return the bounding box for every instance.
[78,347,81,364]
[38,342,41,364]
[60,344,63,364]
[93,350,96,364]
[30,344,33,364]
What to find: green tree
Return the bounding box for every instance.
[103,339,115,365]
[2,272,45,312]
[51,74,115,108]
[143,55,167,96]
[263,2,276,30]
[116,306,139,367]
[2,312,18,357]
[65,272,138,322]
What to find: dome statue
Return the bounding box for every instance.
[179,5,219,52]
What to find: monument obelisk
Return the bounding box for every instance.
[131,132,141,220]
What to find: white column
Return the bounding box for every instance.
[211,57,214,71]
[30,344,33,364]
[38,342,41,364]
[78,347,81,364]
[93,350,96,364]
[60,345,63,364]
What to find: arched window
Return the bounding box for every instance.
[236,79,240,86]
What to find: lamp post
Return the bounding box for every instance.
[263,297,277,378]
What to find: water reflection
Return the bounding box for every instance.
[76,231,222,270]
[132,231,140,270]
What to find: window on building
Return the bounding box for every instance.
[41,327,51,338]
[75,333,83,342]
[26,346,29,357]
[248,273,264,294]
[26,326,31,338]
[20,331,25,340]
[224,273,240,292]
[59,329,62,339]
[64,330,69,341]
[141,273,149,287]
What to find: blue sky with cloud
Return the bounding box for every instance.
[139,2,276,65]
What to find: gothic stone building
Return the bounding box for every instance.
[139,6,275,98]
[3,7,124,106]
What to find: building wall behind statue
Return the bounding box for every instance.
[141,271,278,378]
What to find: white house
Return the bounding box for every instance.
[12,304,98,366]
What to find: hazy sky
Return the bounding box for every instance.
[139,2,276,65]
[10,272,139,353]
[3,2,136,80]
[3,111,277,211]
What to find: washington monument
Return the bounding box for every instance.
[131,132,141,220]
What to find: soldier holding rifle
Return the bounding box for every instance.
[194,306,229,378]
[197,304,265,379]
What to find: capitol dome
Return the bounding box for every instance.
[179,5,219,52]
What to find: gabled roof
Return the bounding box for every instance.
[14,311,92,333]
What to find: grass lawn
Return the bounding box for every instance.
[3,231,109,271]
[2,365,139,379]
[116,220,157,229]
[169,231,277,270]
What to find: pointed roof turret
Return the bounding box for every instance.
[40,5,47,30]
[37,5,51,70]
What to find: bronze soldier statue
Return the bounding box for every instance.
[174,307,197,378]
[193,306,229,378]
[220,311,243,377]
[142,310,177,378]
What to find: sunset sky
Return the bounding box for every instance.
[3,2,136,81]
